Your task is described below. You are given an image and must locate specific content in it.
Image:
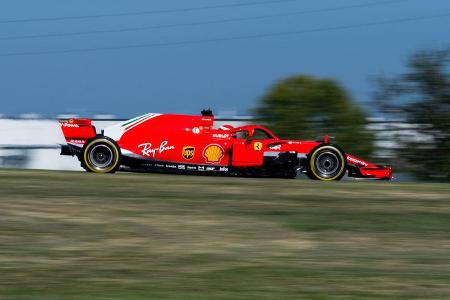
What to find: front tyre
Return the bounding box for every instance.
[307,145,346,181]
[81,137,121,173]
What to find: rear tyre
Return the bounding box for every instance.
[306,145,346,181]
[81,137,121,173]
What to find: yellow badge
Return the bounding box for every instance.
[182,146,195,160]
[203,144,224,163]
[254,142,263,151]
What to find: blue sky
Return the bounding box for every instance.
[0,0,449,117]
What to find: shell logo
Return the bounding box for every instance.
[203,144,224,163]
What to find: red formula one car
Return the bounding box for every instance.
[59,110,392,180]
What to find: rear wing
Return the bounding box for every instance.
[59,119,96,144]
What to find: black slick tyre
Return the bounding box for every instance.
[81,137,121,173]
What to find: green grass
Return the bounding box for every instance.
[0,169,449,299]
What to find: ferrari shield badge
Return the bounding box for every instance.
[253,142,263,151]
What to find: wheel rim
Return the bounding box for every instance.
[314,151,340,178]
[89,144,113,169]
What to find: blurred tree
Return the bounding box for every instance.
[254,75,374,157]
[375,48,450,181]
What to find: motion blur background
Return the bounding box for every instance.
[1,1,450,299]
[0,112,442,181]
[0,0,448,181]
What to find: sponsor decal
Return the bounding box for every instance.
[187,166,197,171]
[206,166,215,171]
[203,144,224,163]
[166,164,177,169]
[347,156,369,167]
[193,127,200,134]
[253,142,263,151]
[155,163,165,168]
[182,146,195,160]
[178,165,186,170]
[269,144,282,151]
[219,167,229,172]
[219,125,233,131]
[67,139,86,144]
[138,141,175,158]
[212,133,230,139]
[61,122,80,128]
[198,166,205,171]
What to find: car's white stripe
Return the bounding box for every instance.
[264,151,306,158]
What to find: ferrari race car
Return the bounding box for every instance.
[59,110,392,180]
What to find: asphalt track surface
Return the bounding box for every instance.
[1,169,449,299]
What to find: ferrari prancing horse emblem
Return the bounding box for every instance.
[254,142,263,151]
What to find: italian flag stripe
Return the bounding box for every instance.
[121,113,151,128]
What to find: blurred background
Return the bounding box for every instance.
[1,48,448,181]
[0,0,448,181]
[1,1,450,300]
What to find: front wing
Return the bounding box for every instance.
[346,154,393,180]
